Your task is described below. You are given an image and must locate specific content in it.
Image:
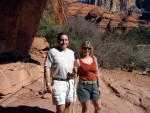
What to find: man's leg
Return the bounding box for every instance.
[64,80,74,113]
[53,81,67,113]
[56,104,65,113]
[64,102,71,113]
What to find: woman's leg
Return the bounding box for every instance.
[92,99,101,113]
[81,101,89,113]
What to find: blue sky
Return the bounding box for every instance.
[76,0,86,2]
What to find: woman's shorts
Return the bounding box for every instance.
[77,80,100,102]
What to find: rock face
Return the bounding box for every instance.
[0,37,49,95]
[31,37,49,51]
[96,0,136,12]
[86,8,150,32]
[81,0,137,12]
[86,8,141,32]
[80,0,150,13]
[0,0,47,58]
[0,62,44,95]
[67,2,106,17]
[49,0,67,24]
[67,2,150,32]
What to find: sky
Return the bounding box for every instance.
[76,0,86,2]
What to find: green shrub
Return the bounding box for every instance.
[68,39,82,58]
[88,29,150,71]
[67,16,101,40]
[94,41,137,69]
[121,26,150,44]
[35,4,56,38]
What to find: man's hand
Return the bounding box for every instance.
[47,86,55,93]
[72,60,79,77]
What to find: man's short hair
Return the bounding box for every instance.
[57,32,68,41]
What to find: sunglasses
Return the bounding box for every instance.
[82,47,91,50]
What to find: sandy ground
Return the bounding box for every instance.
[0,68,150,113]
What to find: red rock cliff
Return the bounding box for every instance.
[0,0,47,58]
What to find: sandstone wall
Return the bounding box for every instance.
[83,0,136,12]
[67,2,150,32]
[97,0,136,12]
[0,37,49,95]
[0,0,47,57]
[83,0,150,12]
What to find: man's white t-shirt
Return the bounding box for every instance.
[44,48,75,79]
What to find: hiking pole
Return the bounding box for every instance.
[72,72,77,113]
[72,61,78,113]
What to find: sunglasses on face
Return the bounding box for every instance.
[82,47,91,50]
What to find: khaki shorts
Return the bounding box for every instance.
[52,79,74,105]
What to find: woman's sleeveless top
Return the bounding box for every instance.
[78,57,97,81]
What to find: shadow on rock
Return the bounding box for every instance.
[0,105,54,113]
[0,54,40,65]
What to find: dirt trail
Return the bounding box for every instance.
[0,66,150,113]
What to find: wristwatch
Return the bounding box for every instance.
[46,82,51,86]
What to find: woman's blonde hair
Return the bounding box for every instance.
[80,41,94,58]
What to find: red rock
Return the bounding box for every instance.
[0,63,44,95]
[67,2,106,17]
[66,2,150,32]
[109,20,120,29]
[0,0,47,57]
[122,22,139,31]
[31,37,49,51]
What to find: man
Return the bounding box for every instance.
[44,32,75,113]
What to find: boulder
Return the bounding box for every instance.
[0,63,44,95]
[31,37,49,51]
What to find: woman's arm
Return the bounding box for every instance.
[93,56,101,94]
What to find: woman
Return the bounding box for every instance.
[74,41,101,113]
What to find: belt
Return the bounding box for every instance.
[53,78,72,81]
[79,79,97,84]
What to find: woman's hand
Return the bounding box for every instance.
[98,86,101,95]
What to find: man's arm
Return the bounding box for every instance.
[44,66,54,93]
